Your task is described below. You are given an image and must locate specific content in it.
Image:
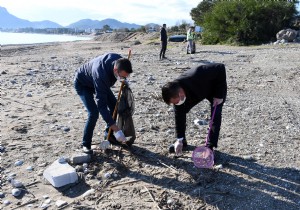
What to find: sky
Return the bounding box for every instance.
[0,0,202,27]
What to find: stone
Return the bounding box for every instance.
[12,188,22,197]
[11,179,23,188]
[71,153,91,164]
[55,200,67,207]
[0,192,5,198]
[14,160,24,166]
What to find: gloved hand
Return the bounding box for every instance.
[114,130,127,143]
[100,140,111,150]
[213,98,223,107]
[174,138,183,156]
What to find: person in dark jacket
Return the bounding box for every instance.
[74,53,133,154]
[161,63,227,155]
[159,23,168,60]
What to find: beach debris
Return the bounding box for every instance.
[43,159,78,188]
[81,189,95,198]
[243,155,254,161]
[194,119,208,126]
[215,164,223,169]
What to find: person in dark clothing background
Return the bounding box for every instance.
[161,63,227,156]
[159,23,168,60]
[74,53,133,154]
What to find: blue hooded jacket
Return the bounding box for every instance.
[75,53,122,126]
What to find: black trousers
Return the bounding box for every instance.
[159,41,167,58]
[174,99,225,148]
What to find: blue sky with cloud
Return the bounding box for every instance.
[1,0,201,26]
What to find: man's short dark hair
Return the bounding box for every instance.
[115,58,133,73]
[161,81,181,105]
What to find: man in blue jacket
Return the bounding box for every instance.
[161,63,227,156]
[74,53,133,154]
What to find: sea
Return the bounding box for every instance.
[0,31,92,45]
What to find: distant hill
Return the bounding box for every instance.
[66,18,142,30]
[0,6,145,30]
[0,6,62,29]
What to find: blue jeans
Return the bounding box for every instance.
[74,79,99,149]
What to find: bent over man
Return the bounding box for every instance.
[161,63,227,155]
[74,53,132,154]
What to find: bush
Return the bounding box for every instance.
[200,1,298,45]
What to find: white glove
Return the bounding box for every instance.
[100,140,111,150]
[174,138,183,156]
[114,130,127,143]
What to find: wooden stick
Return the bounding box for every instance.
[109,180,141,188]
[144,186,161,210]
[11,199,38,210]
[158,160,178,173]
[106,48,132,141]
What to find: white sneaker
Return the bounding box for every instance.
[82,146,93,154]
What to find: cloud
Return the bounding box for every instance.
[1,0,200,26]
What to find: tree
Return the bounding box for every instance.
[196,1,298,45]
[102,24,111,31]
[190,0,216,26]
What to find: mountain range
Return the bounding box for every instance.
[0,6,143,30]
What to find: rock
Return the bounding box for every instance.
[14,160,24,166]
[26,166,34,171]
[12,188,22,197]
[243,155,254,161]
[63,127,70,132]
[104,173,111,179]
[26,93,32,97]
[167,198,174,205]
[55,200,67,208]
[11,179,23,188]
[0,192,5,198]
[276,29,298,42]
[71,153,91,164]
[0,145,5,152]
[3,200,11,205]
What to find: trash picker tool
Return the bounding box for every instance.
[105,49,131,145]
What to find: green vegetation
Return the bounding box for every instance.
[191,0,299,45]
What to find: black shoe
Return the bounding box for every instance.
[168,140,188,153]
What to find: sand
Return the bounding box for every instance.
[0,33,300,209]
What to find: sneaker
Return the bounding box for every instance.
[168,140,188,153]
[82,146,93,154]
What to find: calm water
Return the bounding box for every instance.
[0,32,92,45]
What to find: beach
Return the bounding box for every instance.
[0,33,300,209]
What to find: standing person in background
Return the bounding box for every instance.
[159,23,168,60]
[186,26,196,54]
[74,53,133,154]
